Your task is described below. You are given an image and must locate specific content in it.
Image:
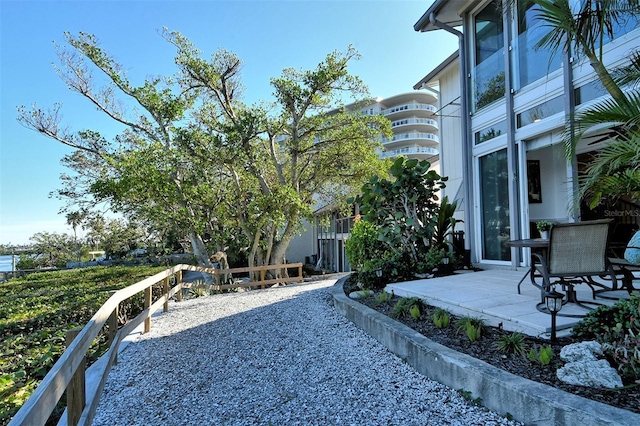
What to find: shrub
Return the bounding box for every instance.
[392,297,424,319]
[466,323,481,341]
[527,344,554,365]
[354,158,447,267]
[538,345,553,365]
[455,316,485,335]
[603,330,640,380]
[495,332,526,356]
[373,291,393,306]
[432,307,451,328]
[454,316,485,342]
[573,295,640,381]
[409,304,421,320]
[345,218,385,271]
[417,246,447,275]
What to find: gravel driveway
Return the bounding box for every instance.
[92,279,520,426]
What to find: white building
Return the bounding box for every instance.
[286,91,444,272]
[366,92,441,167]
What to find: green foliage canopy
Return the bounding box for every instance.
[17,30,391,269]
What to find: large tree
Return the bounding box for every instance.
[18,30,390,271]
[18,31,217,268]
[167,31,391,270]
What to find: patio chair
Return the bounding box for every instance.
[532,219,615,316]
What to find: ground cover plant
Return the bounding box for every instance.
[343,277,640,414]
[573,295,640,383]
[0,265,166,425]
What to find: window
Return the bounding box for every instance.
[515,1,562,88]
[480,148,511,261]
[475,120,507,144]
[473,0,505,111]
[516,96,564,128]
[575,80,607,105]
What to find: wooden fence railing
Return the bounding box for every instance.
[8,262,303,426]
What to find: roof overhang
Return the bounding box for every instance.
[414,0,465,32]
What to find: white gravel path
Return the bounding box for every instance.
[92,279,521,426]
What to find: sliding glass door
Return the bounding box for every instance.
[480,148,511,261]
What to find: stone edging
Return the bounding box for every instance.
[330,276,639,426]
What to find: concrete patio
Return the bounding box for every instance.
[385,267,635,339]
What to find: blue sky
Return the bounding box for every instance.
[0,0,456,245]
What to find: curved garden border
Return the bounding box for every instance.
[330,275,640,426]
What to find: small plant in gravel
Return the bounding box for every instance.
[457,389,483,407]
[432,307,451,328]
[527,344,553,365]
[495,332,526,356]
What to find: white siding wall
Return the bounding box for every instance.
[286,219,315,264]
[526,143,572,223]
[436,61,464,222]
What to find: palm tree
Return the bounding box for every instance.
[532,0,638,105]
[66,211,85,261]
[572,52,640,207]
[530,0,640,207]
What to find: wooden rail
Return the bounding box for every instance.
[8,262,304,426]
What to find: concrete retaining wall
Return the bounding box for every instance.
[331,276,639,426]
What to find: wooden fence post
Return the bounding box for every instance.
[65,327,85,426]
[163,277,170,312]
[176,271,183,302]
[144,285,152,333]
[107,290,119,364]
[298,264,303,282]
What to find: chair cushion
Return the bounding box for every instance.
[624,231,640,265]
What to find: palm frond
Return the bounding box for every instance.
[577,129,640,208]
[563,89,640,159]
[612,50,640,89]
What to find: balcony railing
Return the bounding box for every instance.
[390,118,438,128]
[382,103,437,115]
[381,146,439,158]
[383,132,439,144]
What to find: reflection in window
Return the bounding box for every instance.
[475,120,507,144]
[605,11,640,43]
[473,0,505,111]
[516,1,562,88]
[575,79,607,105]
[516,96,564,128]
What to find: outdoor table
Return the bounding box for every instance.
[506,238,549,294]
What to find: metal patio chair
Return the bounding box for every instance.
[532,219,615,317]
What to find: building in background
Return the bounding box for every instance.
[287,91,444,272]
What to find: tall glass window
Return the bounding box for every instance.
[473,0,505,111]
[480,149,511,261]
[516,2,562,88]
